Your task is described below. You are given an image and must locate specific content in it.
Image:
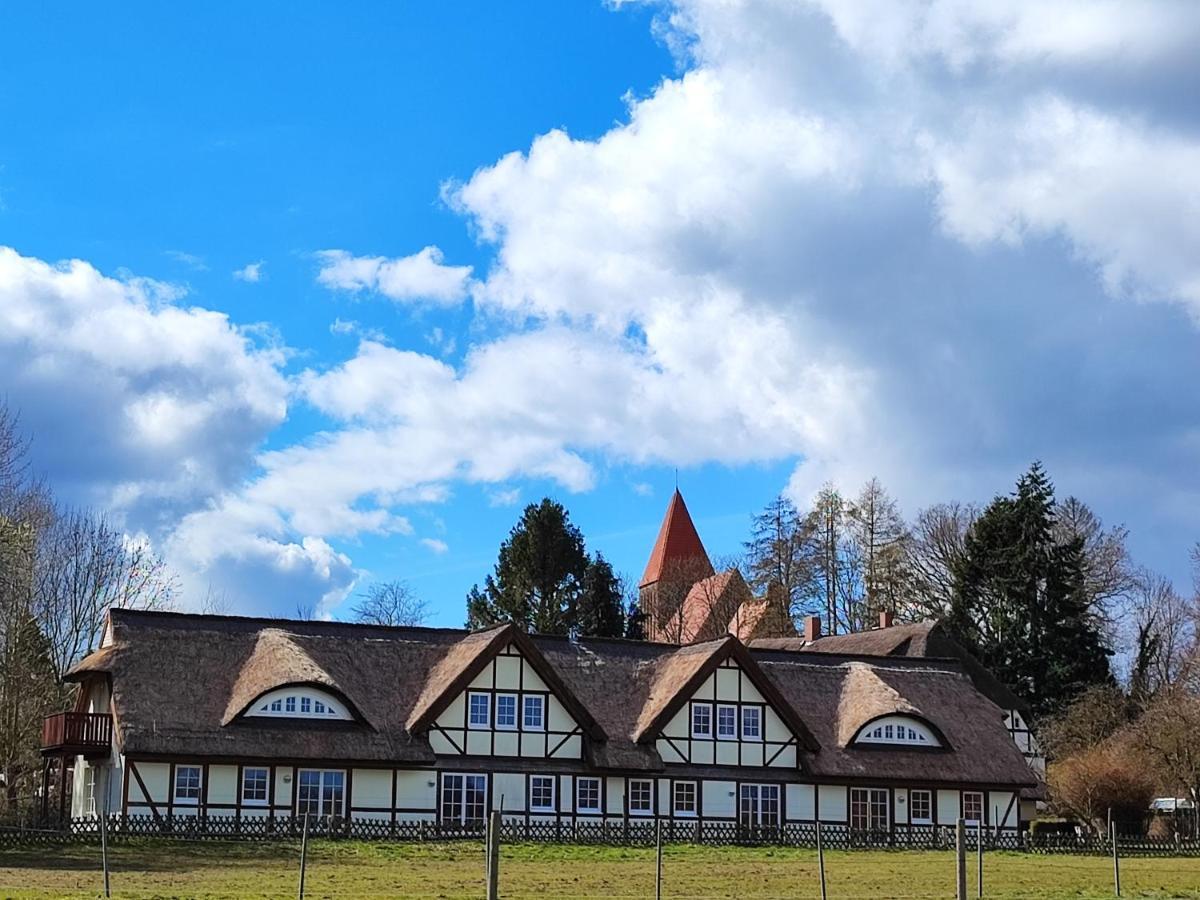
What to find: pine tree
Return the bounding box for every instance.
[949,462,1113,720]
[465,499,588,634]
[576,553,625,638]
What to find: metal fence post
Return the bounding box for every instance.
[956,818,967,900]
[486,809,501,900]
[1110,820,1121,898]
[977,820,983,898]
[816,820,827,900]
[99,798,110,899]
[655,818,663,900]
[297,813,309,900]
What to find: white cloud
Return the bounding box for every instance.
[316,246,472,305]
[233,260,265,282]
[165,250,207,271]
[420,537,450,554]
[488,488,521,507]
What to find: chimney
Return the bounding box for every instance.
[879,610,894,629]
[804,615,821,642]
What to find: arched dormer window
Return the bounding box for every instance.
[854,715,940,747]
[245,687,351,721]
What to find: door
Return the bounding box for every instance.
[441,773,488,825]
[850,788,889,833]
[296,770,345,820]
[738,784,781,827]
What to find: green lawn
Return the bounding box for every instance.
[0,840,1197,899]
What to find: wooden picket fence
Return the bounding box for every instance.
[2,815,1198,857]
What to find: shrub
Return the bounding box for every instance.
[1047,742,1155,834]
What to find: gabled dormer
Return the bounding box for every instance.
[637,637,816,769]
[407,624,605,760]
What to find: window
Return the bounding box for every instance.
[530,776,556,812]
[628,779,653,815]
[441,773,487,825]
[850,788,889,832]
[910,789,932,825]
[468,692,490,728]
[717,705,737,740]
[496,694,518,730]
[523,695,545,731]
[297,769,344,819]
[242,768,269,805]
[174,765,202,804]
[963,791,984,825]
[738,784,780,827]
[576,777,601,814]
[855,716,939,747]
[249,687,349,720]
[741,707,762,741]
[84,766,98,817]
[673,781,697,817]
[691,703,713,738]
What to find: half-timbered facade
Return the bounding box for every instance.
[48,607,1035,835]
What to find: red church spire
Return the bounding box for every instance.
[640,489,713,588]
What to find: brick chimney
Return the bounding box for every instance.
[879,610,894,629]
[804,615,821,642]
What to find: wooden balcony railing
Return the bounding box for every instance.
[41,712,112,756]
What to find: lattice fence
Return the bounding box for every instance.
[2,815,1198,856]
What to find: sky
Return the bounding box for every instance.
[2,0,1199,626]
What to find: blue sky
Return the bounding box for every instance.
[2,1,1199,625]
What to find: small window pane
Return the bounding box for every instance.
[530,776,555,812]
[285,696,296,713]
[242,768,269,803]
[673,781,697,815]
[496,694,517,729]
[469,693,490,727]
[691,704,712,737]
[174,766,202,802]
[300,697,311,714]
[741,707,761,740]
[629,779,653,814]
[577,777,601,813]
[717,706,737,738]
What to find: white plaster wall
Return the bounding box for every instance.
[788,784,815,821]
[937,790,960,825]
[207,765,237,805]
[817,785,847,822]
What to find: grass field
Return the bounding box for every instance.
[0,839,1198,899]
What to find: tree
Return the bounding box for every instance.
[1054,497,1135,621]
[1125,571,1195,702]
[353,580,428,627]
[949,463,1113,720]
[1047,741,1155,834]
[575,554,625,638]
[844,478,910,629]
[466,499,588,634]
[744,496,817,623]
[805,484,847,635]
[623,598,647,641]
[902,502,977,620]
[1130,688,1200,837]
[1038,684,1131,761]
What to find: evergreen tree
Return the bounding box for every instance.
[576,553,625,638]
[465,498,588,634]
[623,599,647,641]
[949,462,1112,720]
[744,495,816,623]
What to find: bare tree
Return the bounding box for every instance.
[32,508,176,683]
[901,502,977,621]
[744,496,817,623]
[647,554,743,644]
[805,484,848,635]
[353,580,428,627]
[1126,570,1197,701]
[1055,497,1135,622]
[843,478,910,629]
[1131,688,1200,837]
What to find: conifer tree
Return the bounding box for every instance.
[466,498,588,635]
[949,462,1112,720]
[576,553,625,638]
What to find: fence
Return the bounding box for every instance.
[3,814,1200,857]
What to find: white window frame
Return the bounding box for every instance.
[296,768,345,819]
[174,765,202,805]
[628,779,654,816]
[855,715,939,747]
[672,781,698,817]
[468,691,491,729]
[963,791,984,826]
[909,789,933,825]
[241,767,269,806]
[850,787,889,832]
[738,783,780,827]
[523,694,545,731]
[716,704,738,740]
[84,766,98,817]
[529,775,556,813]
[247,687,349,720]
[495,693,518,731]
[576,777,602,814]
[741,706,762,741]
[691,702,713,738]
[441,772,488,825]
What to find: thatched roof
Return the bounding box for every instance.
[69,609,1033,786]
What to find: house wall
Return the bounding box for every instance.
[116,757,1022,833]
[431,643,583,760]
[656,660,797,769]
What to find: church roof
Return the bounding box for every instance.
[640,489,713,588]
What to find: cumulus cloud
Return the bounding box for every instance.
[233,261,265,282]
[317,246,472,305]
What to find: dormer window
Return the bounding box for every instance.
[855,715,939,747]
[246,687,351,721]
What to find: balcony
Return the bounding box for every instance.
[41,712,112,757]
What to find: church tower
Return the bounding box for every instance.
[639,489,713,642]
